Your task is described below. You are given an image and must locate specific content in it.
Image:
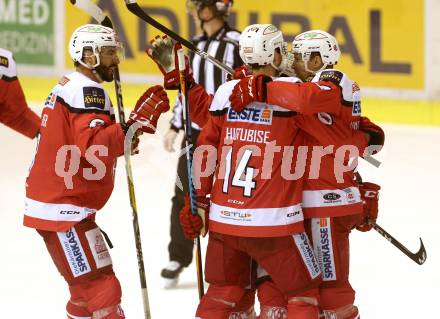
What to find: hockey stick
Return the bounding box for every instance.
[177,48,205,299]
[370,221,427,265]
[123,0,234,75]
[69,1,152,318]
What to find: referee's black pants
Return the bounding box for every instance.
[168,129,200,267]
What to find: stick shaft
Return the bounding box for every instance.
[177,48,205,299]
[125,1,233,75]
[69,1,152,317]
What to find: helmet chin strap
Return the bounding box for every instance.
[78,50,104,82]
[270,61,280,72]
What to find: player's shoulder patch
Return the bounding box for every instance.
[318,70,344,86]
[0,48,17,79]
[55,72,111,115]
[315,69,360,107]
[58,76,70,86]
[0,55,9,68]
[44,92,57,110]
[352,81,360,93]
[83,86,106,110]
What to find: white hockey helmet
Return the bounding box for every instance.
[68,24,124,69]
[292,30,340,67]
[239,24,285,70]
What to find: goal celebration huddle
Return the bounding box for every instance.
[6,1,431,319]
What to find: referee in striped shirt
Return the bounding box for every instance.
[161,0,242,286]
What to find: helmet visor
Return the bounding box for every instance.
[99,42,125,63]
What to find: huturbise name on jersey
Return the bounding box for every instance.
[196,78,308,238]
[24,72,125,232]
[194,72,373,237]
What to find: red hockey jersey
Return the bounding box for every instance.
[190,72,381,221]
[24,72,125,232]
[267,70,368,218]
[0,48,40,138]
[196,78,341,237]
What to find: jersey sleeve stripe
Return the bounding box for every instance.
[209,109,228,116]
[273,110,297,117]
[0,75,18,82]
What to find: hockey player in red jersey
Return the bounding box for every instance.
[0,48,40,138]
[24,24,170,319]
[229,30,384,319]
[178,24,359,319]
[147,23,381,318]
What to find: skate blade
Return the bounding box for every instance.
[163,277,179,289]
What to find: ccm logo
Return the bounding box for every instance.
[60,210,80,215]
[364,190,378,198]
[287,211,301,218]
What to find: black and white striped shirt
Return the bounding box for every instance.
[170,23,241,131]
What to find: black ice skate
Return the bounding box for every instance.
[161,261,184,288]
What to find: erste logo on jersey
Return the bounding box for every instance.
[0,55,9,67]
[352,82,361,116]
[352,100,361,116]
[83,87,105,109]
[227,106,273,125]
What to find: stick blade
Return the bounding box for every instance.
[101,16,113,28]
[413,238,427,265]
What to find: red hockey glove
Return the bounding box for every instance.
[356,182,381,232]
[360,117,385,155]
[146,35,195,90]
[227,65,251,81]
[229,74,272,113]
[179,194,210,240]
[127,85,170,134]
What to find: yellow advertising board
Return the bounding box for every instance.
[65,0,424,90]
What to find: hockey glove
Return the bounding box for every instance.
[229,74,273,113]
[360,117,385,154]
[356,182,381,232]
[146,35,195,90]
[179,194,210,240]
[227,65,251,81]
[127,85,170,134]
[279,51,296,77]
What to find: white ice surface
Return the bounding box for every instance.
[1,114,439,318]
